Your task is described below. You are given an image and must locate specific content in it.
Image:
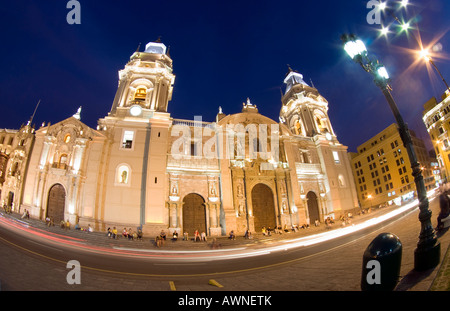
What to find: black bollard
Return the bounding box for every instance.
[361,232,402,291]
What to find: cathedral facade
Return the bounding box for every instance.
[1,40,358,236]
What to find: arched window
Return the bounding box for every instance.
[294,119,306,136]
[11,162,19,176]
[59,154,68,169]
[338,174,346,187]
[314,110,330,134]
[134,87,147,101]
[116,164,131,186]
[64,134,71,144]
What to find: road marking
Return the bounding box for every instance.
[209,279,223,288]
[27,239,64,252]
[169,281,176,291]
[0,197,432,279]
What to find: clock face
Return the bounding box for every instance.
[130,105,142,116]
[326,132,332,141]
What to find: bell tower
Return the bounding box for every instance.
[280,67,335,140]
[108,39,175,119]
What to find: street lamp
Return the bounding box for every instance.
[341,34,441,271]
[419,49,450,94]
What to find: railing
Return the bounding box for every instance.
[172,118,216,129]
[295,162,322,175]
[167,154,220,172]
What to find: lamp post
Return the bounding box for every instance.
[341,34,440,271]
[420,49,450,94]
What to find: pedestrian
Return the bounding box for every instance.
[201,231,207,242]
[128,228,133,240]
[172,231,178,242]
[137,227,143,240]
[436,190,450,231]
[160,230,167,241]
[228,230,236,240]
[112,227,118,239]
[194,230,200,242]
[155,235,162,247]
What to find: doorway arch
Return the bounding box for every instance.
[182,193,206,236]
[251,183,276,231]
[47,184,66,223]
[307,191,320,224]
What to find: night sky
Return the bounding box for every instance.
[1,1,449,153]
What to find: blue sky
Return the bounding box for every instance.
[0,0,449,152]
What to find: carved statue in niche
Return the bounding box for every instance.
[171,182,178,195]
[237,183,243,198]
[300,182,305,194]
[280,181,286,194]
[319,182,324,193]
[210,183,216,196]
[282,201,287,212]
[238,201,245,216]
[120,170,128,183]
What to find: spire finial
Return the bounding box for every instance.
[29,99,41,125]
[73,106,82,120]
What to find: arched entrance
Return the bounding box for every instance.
[307,191,320,224]
[251,183,276,231]
[182,193,206,236]
[47,184,66,223]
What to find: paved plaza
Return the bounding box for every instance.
[0,195,448,292]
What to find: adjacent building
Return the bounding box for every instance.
[423,89,450,182]
[1,39,359,236]
[350,123,435,209]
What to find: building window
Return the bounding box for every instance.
[122,130,134,149]
[64,134,71,144]
[338,175,345,187]
[57,154,68,169]
[332,151,340,164]
[11,162,19,176]
[134,87,147,101]
[116,164,131,186]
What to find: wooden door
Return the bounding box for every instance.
[182,193,206,236]
[251,183,276,231]
[47,184,66,223]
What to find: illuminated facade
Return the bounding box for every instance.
[423,90,450,182]
[350,123,435,209]
[0,123,35,210]
[3,40,358,236]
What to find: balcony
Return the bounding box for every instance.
[166,155,219,173]
[295,162,322,175]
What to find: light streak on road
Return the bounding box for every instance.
[0,189,437,263]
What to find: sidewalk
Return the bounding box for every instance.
[2,199,449,291]
[4,203,411,251]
